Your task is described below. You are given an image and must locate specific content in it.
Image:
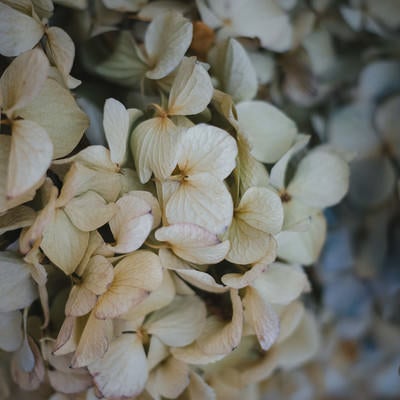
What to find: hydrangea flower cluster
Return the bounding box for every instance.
[6,0,400,399]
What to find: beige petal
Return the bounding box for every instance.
[48,369,92,394]
[276,213,327,265]
[243,287,279,351]
[277,301,304,343]
[236,101,297,164]
[0,3,44,57]
[178,124,238,180]
[108,193,153,254]
[145,12,193,80]
[165,173,234,235]
[155,224,230,264]
[287,147,350,208]
[168,56,213,116]
[64,190,117,232]
[187,371,216,400]
[103,98,130,166]
[95,251,163,319]
[197,290,243,355]
[65,285,97,317]
[41,209,89,275]
[0,48,48,114]
[148,357,189,399]
[252,263,309,305]
[0,252,37,312]
[129,190,162,230]
[131,117,181,183]
[82,255,114,295]
[145,295,206,347]
[18,79,89,159]
[71,311,113,368]
[147,335,169,371]
[7,120,52,198]
[171,340,225,365]
[88,333,148,398]
[45,27,75,82]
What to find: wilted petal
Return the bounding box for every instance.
[168,56,213,116]
[155,224,230,264]
[88,333,148,398]
[237,101,297,164]
[65,285,97,317]
[41,209,89,275]
[243,287,279,350]
[145,12,193,79]
[145,295,206,347]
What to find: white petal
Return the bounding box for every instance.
[41,209,89,275]
[243,287,279,350]
[88,333,148,398]
[145,295,206,347]
[165,173,234,235]
[251,263,309,305]
[7,120,52,198]
[0,3,44,57]
[237,101,297,164]
[103,98,130,165]
[168,56,213,116]
[0,311,23,351]
[145,12,193,80]
[155,224,230,264]
[178,124,238,180]
[131,117,181,183]
[276,213,327,265]
[0,252,37,312]
[287,147,350,208]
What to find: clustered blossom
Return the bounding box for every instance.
[8,0,400,399]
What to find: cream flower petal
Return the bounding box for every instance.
[287,147,350,208]
[95,251,162,319]
[276,213,327,265]
[236,101,297,164]
[168,56,213,116]
[155,224,230,264]
[144,295,206,347]
[243,287,280,351]
[107,193,153,254]
[252,263,309,305]
[88,333,148,399]
[187,371,216,400]
[178,124,238,180]
[41,209,89,275]
[64,191,117,232]
[65,285,97,318]
[0,3,44,57]
[103,98,130,166]
[171,340,225,365]
[277,301,305,343]
[0,48,49,114]
[145,12,193,80]
[131,117,181,183]
[197,290,243,355]
[7,120,52,198]
[165,174,234,235]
